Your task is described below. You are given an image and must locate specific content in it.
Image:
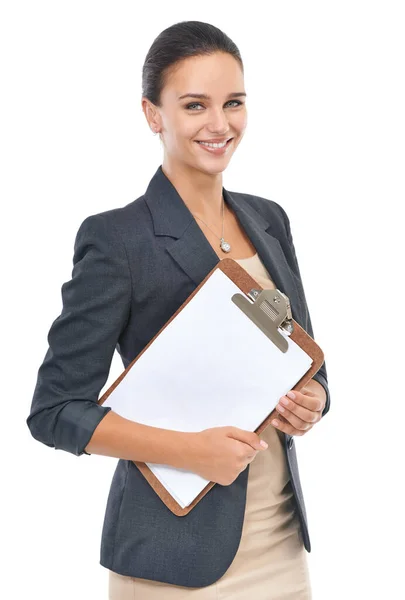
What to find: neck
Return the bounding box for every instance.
[161,159,224,221]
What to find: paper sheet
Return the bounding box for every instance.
[103,269,313,507]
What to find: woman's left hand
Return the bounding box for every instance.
[271,384,326,436]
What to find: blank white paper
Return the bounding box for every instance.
[103,268,313,508]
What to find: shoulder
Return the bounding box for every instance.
[71,196,149,267]
[74,195,149,240]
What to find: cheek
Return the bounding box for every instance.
[164,127,193,154]
[172,120,198,147]
[236,112,248,135]
[161,110,194,141]
[231,107,248,134]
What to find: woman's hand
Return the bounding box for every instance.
[271,380,326,436]
[189,426,268,486]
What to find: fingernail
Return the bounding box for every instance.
[260,440,268,448]
[272,419,279,427]
[286,391,295,400]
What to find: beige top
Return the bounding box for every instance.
[216,253,311,597]
[234,252,276,289]
[108,252,312,598]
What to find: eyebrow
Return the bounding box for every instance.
[178,92,247,100]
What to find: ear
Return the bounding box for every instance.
[141,97,161,134]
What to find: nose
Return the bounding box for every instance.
[206,107,230,135]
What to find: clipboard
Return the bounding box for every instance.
[97,258,324,516]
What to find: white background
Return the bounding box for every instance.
[2,1,404,598]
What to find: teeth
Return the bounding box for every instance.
[198,140,228,148]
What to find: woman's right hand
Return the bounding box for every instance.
[189,426,268,486]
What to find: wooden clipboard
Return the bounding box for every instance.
[97,258,324,516]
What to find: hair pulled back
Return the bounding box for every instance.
[142,21,243,107]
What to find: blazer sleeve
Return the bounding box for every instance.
[277,204,331,418]
[26,213,132,455]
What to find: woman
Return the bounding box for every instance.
[27,20,330,599]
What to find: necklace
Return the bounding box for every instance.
[192,194,232,253]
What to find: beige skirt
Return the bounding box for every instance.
[108,424,312,599]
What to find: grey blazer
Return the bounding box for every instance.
[27,165,330,587]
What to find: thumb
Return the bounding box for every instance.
[227,427,268,450]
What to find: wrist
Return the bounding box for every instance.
[168,430,200,471]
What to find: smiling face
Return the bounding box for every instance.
[143,52,248,176]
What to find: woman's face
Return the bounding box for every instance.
[145,52,248,175]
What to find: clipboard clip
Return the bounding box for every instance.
[231,288,294,353]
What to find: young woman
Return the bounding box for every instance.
[27,20,330,600]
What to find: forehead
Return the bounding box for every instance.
[162,52,244,99]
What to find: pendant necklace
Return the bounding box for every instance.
[192,194,232,253]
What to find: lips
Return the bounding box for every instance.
[194,137,234,156]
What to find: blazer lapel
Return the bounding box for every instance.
[224,190,303,321]
[144,165,302,320]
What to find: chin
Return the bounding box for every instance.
[194,152,234,174]
[195,162,229,176]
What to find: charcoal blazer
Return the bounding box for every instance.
[27,164,330,587]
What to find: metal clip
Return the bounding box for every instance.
[231,288,294,353]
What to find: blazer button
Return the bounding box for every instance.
[288,436,294,449]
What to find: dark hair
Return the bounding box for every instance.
[142,21,243,107]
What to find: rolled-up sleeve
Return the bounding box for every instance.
[277,204,331,418]
[26,213,132,455]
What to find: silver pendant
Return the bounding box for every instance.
[220,238,231,253]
